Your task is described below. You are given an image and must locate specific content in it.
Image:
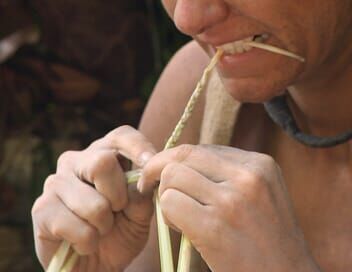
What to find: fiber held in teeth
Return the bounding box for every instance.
[221,41,253,54]
[218,34,305,62]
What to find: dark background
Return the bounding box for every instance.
[0,0,189,270]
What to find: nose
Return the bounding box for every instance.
[173,0,229,36]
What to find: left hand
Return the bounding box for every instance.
[138,144,320,272]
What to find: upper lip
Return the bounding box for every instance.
[196,32,265,48]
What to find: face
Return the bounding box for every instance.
[162,0,352,102]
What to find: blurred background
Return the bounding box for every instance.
[0,0,189,270]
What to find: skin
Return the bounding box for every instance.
[32,0,352,271]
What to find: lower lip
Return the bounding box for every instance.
[216,39,279,77]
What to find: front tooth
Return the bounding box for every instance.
[233,41,245,53]
[235,45,245,53]
[244,37,253,43]
[221,43,236,54]
[220,36,256,54]
[242,37,254,51]
[243,43,252,51]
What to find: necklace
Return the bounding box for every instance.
[264,95,352,148]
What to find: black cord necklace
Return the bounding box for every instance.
[264,95,352,148]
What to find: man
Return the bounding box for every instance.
[32,0,352,271]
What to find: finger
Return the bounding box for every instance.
[159,188,208,243]
[159,162,220,205]
[199,144,254,162]
[44,174,114,235]
[123,183,154,226]
[32,193,99,267]
[140,144,233,193]
[89,125,157,167]
[78,149,129,211]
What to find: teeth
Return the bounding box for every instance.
[242,37,253,51]
[219,37,254,54]
[219,34,269,55]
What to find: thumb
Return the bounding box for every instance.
[123,182,154,226]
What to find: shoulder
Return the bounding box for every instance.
[139,40,210,150]
[158,40,210,85]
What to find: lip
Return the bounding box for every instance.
[199,33,265,48]
[217,47,267,78]
[211,35,282,78]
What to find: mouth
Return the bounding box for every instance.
[217,33,270,55]
[215,33,305,63]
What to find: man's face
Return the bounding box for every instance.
[161,0,352,102]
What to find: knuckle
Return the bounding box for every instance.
[213,188,247,226]
[35,227,47,241]
[31,196,46,218]
[240,170,269,201]
[57,151,77,169]
[108,125,134,138]
[51,222,63,238]
[159,188,171,205]
[255,153,278,173]
[32,193,56,216]
[161,163,180,183]
[257,153,276,166]
[245,167,267,187]
[79,226,97,245]
[175,144,196,161]
[87,151,117,180]
[43,174,60,192]
[218,190,241,213]
[89,198,111,220]
[159,189,175,212]
[241,168,264,185]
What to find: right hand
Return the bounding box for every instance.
[32,126,157,271]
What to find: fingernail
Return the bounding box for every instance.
[138,151,155,167]
[137,176,145,193]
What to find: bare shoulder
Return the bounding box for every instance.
[139,40,210,150]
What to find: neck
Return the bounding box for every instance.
[288,46,352,138]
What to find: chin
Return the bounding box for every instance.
[217,63,303,103]
[219,76,290,103]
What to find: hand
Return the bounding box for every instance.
[32,126,156,271]
[139,144,320,272]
